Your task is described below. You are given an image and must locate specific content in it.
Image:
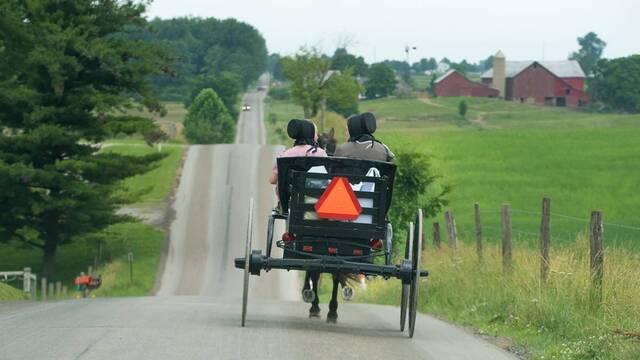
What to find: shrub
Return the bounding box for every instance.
[390,152,450,254]
[458,100,468,118]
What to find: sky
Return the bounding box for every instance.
[147,0,639,64]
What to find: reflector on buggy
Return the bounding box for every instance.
[234,156,429,337]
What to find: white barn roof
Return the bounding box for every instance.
[481,60,585,79]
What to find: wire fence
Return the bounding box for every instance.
[433,201,640,249]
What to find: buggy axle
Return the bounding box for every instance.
[234,252,428,283]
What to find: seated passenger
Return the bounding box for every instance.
[334,113,394,224]
[269,119,327,185]
[334,112,395,163]
[334,112,395,162]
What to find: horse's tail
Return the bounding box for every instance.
[337,273,365,287]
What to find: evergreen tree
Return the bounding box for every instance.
[0,0,170,279]
[184,89,235,144]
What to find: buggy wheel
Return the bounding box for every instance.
[400,222,413,332]
[241,198,255,327]
[408,209,423,338]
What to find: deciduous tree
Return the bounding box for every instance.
[590,55,640,113]
[569,32,607,76]
[281,48,331,117]
[185,72,242,121]
[364,63,397,98]
[325,69,363,117]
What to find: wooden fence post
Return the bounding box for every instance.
[432,222,441,249]
[41,277,47,301]
[444,211,458,249]
[539,197,551,282]
[128,252,134,283]
[474,203,482,260]
[55,281,62,299]
[62,286,68,298]
[23,267,31,295]
[590,211,604,302]
[48,282,54,299]
[501,203,512,274]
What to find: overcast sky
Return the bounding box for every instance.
[147,0,638,64]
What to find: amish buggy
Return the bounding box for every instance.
[234,156,428,337]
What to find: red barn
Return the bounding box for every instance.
[481,60,588,107]
[434,70,499,98]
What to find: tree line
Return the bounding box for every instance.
[130,17,267,118]
[271,32,639,114]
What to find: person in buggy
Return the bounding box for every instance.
[334,112,395,163]
[269,119,327,185]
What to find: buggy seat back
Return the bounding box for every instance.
[277,156,396,241]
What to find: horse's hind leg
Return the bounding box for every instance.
[327,274,339,323]
[308,272,320,318]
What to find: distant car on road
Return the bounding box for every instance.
[257,86,266,91]
[242,104,251,111]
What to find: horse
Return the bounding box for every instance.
[316,127,336,156]
[302,127,358,323]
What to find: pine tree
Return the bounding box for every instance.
[0,0,171,279]
[184,89,236,144]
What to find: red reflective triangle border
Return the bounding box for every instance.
[314,176,362,221]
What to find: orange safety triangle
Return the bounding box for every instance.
[314,177,362,221]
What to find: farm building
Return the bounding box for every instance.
[434,70,499,97]
[481,51,588,107]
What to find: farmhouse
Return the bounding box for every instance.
[434,70,499,97]
[481,51,588,107]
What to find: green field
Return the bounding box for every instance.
[366,96,640,249]
[270,95,640,249]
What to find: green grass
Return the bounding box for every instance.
[0,282,27,301]
[0,138,184,297]
[102,141,185,207]
[0,222,164,299]
[366,97,640,250]
[410,74,431,90]
[355,240,640,359]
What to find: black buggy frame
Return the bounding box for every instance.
[234,156,429,337]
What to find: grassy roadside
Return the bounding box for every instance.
[1,102,187,300]
[0,283,26,301]
[355,238,640,359]
[0,142,184,299]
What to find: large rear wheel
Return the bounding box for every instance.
[408,209,423,338]
[241,198,255,327]
[266,213,275,258]
[400,222,413,332]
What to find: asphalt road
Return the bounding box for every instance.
[0,75,516,360]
